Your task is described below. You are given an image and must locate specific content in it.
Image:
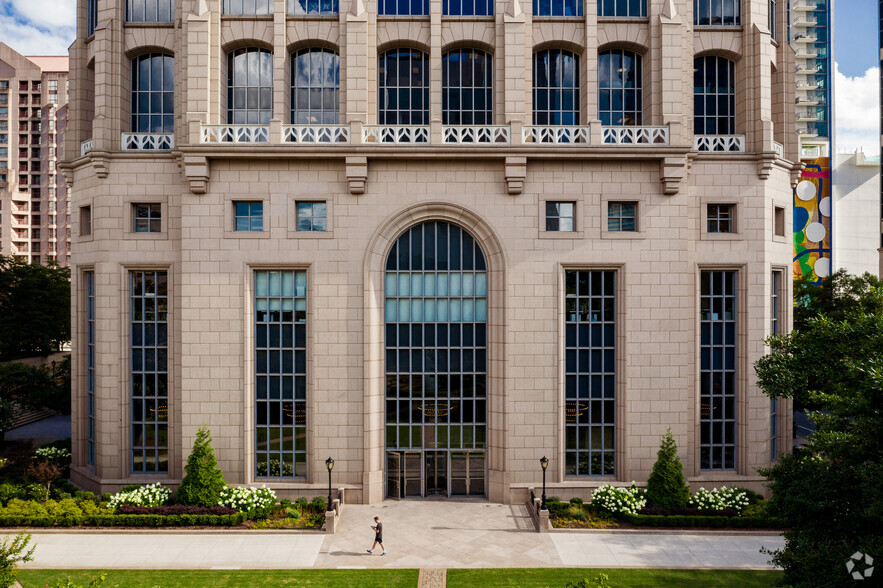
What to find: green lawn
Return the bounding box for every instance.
[446,568,783,587]
[18,568,783,588]
[17,569,419,588]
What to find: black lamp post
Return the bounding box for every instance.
[540,456,549,510]
[325,457,334,511]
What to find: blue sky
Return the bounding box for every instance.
[0,0,879,153]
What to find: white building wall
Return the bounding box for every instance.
[832,152,881,276]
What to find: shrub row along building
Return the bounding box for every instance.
[66,0,798,502]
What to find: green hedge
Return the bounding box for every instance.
[0,512,249,527]
[617,513,786,529]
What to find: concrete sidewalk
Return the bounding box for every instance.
[7,500,783,570]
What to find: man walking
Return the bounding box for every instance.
[367,516,387,556]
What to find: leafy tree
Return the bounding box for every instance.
[176,426,227,507]
[0,530,35,588]
[755,274,883,586]
[644,429,690,510]
[0,255,70,360]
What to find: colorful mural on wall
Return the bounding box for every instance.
[793,157,831,282]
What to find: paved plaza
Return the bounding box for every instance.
[8,500,783,571]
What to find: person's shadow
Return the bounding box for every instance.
[328,550,376,556]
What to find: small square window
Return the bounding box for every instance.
[545,202,575,232]
[707,204,735,233]
[774,206,785,237]
[235,201,263,231]
[133,203,162,233]
[297,201,327,232]
[80,205,92,236]
[607,202,637,232]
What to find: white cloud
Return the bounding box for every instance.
[0,16,74,55]
[8,0,76,31]
[834,62,880,157]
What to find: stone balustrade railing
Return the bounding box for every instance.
[122,133,175,150]
[602,126,669,145]
[201,125,269,143]
[80,139,94,156]
[283,125,350,143]
[362,125,429,143]
[693,134,746,152]
[443,125,510,144]
[522,125,590,144]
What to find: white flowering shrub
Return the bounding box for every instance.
[34,447,72,463]
[688,486,750,513]
[108,483,170,510]
[218,485,277,513]
[591,483,647,516]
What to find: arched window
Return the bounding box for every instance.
[533,49,580,125]
[533,0,583,16]
[127,0,173,21]
[379,49,429,125]
[223,0,272,15]
[694,0,740,25]
[694,56,736,134]
[227,48,273,125]
[445,0,492,15]
[291,49,339,124]
[598,50,642,126]
[385,221,488,498]
[379,0,428,15]
[598,0,645,17]
[442,49,492,125]
[131,54,174,133]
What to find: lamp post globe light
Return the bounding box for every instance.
[540,456,549,511]
[325,457,334,511]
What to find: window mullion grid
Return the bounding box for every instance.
[86,272,95,465]
[700,270,736,470]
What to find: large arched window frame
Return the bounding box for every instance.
[291,48,340,124]
[694,56,736,134]
[532,49,580,125]
[379,49,430,125]
[131,53,174,133]
[442,49,493,125]
[598,50,642,126]
[127,0,173,21]
[694,0,740,25]
[227,48,273,125]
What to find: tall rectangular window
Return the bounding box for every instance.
[770,270,781,461]
[131,271,169,473]
[565,270,616,476]
[85,272,95,466]
[700,270,737,470]
[255,270,307,478]
[87,0,98,35]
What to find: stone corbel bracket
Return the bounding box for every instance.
[183,154,210,194]
[660,155,689,195]
[790,162,805,189]
[504,156,527,195]
[90,153,109,179]
[756,152,777,180]
[58,164,74,189]
[346,156,368,195]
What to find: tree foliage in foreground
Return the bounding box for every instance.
[755,272,883,587]
[0,256,70,360]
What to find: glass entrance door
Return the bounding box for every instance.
[425,451,447,495]
[387,452,402,499]
[403,452,422,497]
[450,451,486,496]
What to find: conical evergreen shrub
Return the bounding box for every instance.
[176,426,227,507]
[645,429,691,509]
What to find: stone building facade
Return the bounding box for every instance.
[0,44,71,266]
[66,0,798,503]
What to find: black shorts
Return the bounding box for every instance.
[375,535,382,542]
